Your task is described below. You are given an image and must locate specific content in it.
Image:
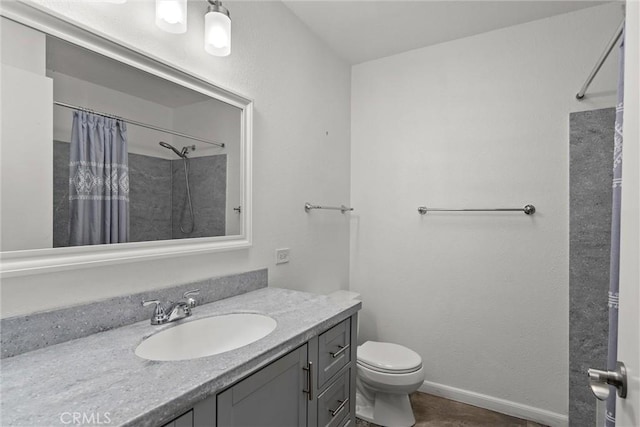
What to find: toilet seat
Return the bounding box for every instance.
[357,341,422,374]
[357,359,422,374]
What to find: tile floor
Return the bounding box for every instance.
[354,392,547,427]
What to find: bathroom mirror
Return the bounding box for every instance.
[0,2,253,277]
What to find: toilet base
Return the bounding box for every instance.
[356,388,416,427]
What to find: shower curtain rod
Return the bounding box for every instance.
[53,101,225,148]
[576,20,624,100]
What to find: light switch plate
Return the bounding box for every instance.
[275,248,290,265]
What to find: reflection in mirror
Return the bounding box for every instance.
[0,10,252,276]
[3,30,243,251]
[48,37,242,247]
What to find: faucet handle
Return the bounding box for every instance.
[142,299,168,325]
[182,289,200,308]
[142,299,162,308]
[183,289,200,298]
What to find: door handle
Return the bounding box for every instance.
[303,362,313,401]
[329,398,349,417]
[588,361,627,400]
[330,344,350,359]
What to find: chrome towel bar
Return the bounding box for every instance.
[305,202,354,214]
[418,204,536,215]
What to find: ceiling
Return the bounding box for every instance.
[282,1,613,64]
[46,37,211,108]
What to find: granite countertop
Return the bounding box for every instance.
[0,287,361,427]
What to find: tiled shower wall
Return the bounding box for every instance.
[53,141,226,247]
[569,108,614,426]
[171,155,226,239]
[128,151,172,242]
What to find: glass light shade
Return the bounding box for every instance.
[204,10,231,57]
[156,0,187,34]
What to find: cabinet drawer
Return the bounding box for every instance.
[318,318,351,387]
[317,368,350,427]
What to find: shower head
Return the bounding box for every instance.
[159,141,186,158]
[180,145,196,157]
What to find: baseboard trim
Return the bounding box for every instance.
[418,380,568,427]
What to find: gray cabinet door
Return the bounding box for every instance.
[217,344,308,427]
[162,410,194,427]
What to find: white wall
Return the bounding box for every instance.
[350,3,622,423]
[1,19,53,251]
[0,18,45,74]
[0,0,351,317]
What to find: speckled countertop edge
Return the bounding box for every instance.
[0,287,361,427]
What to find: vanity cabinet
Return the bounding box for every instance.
[317,318,351,388]
[217,344,309,426]
[162,314,357,427]
[313,318,353,427]
[163,411,194,427]
[316,367,351,427]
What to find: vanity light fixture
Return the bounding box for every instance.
[155,0,187,34]
[204,0,231,57]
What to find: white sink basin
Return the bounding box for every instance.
[135,313,277,361]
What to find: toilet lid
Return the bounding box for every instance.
[357,341,422,374]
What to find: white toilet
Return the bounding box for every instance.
[328,291,425,427]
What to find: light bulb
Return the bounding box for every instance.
[204,6,231,56]
[155,0,187,34]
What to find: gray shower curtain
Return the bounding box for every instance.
[605,25,624,427]
[69,110,129,246]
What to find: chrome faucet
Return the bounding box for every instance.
[142,289,200,325]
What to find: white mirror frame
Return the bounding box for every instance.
[0,1,253,278]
